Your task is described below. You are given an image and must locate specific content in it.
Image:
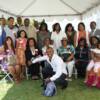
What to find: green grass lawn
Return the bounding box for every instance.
[0,79,100,100]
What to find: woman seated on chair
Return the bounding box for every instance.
[84,41,100,86]
[57,37,75,80]
[42,37,57,55]
[25,38,40,80]
[0,36,21,83]
[89,36,99,49]
[75,38,90,78]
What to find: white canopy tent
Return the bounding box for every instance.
[0,0,100,31]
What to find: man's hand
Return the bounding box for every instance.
[45,78,51,84]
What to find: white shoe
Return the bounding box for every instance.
[68,78,72,81]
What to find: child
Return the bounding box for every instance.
[16,30,27,78]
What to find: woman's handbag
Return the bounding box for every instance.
[43,81,57,97]
[6,54,16,66]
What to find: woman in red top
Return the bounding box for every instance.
[75,22,89,47]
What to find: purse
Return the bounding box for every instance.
[43,81,57,97]
[7,54,16,66]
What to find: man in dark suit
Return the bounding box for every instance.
[90,21,100,39]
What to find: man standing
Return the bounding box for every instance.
[15,16,23,29]
[90,21,100,39]
[0,18,6,46]
[4,17,18,45]
[32,47,68,89]
[20,18,37,41]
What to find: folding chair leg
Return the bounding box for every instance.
[0,74,14,83]
[72,65,78,79]
[74,68,78,79]
[7,74,14,83]
[0,64,14,83]
[25,67,29,80]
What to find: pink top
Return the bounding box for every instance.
[16,38,27,49]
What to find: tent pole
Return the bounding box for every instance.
[19,0,36,15]
[59,0,81,15]
[82,2,100,15]
[0,8,17,17]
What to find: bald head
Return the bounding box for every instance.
[46,47,54,59]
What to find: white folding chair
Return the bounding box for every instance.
[0,64,14,83]
[72,65,78,79]
[0,55,14,83]
[25,66,30,80]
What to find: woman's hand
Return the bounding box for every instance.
[28,61,32,66]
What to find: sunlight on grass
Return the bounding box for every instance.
[0,82,14,100]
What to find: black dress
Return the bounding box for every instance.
[75,46,90,78]
[25,48,40,77]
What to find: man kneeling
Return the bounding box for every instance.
[32,47,68,89]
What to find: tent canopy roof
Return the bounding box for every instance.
[0,0,100,17]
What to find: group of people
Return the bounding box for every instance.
[0,16,100,89]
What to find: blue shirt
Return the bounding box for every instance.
[0,26,6,46]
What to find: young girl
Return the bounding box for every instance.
[0,36,21,83]
[16,30,27,78]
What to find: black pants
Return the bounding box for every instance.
[75,61,88,78]
[28,63,40,77]
[42,61,68,89]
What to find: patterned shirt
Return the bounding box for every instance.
[57,45,75,62]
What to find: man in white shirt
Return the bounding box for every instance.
[32,47,68,89]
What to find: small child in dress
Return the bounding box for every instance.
[16,30,27,78]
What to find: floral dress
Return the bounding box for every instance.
[0,50,15,70]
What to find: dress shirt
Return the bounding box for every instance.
[4,25,18,44]
[32,54,67,81]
